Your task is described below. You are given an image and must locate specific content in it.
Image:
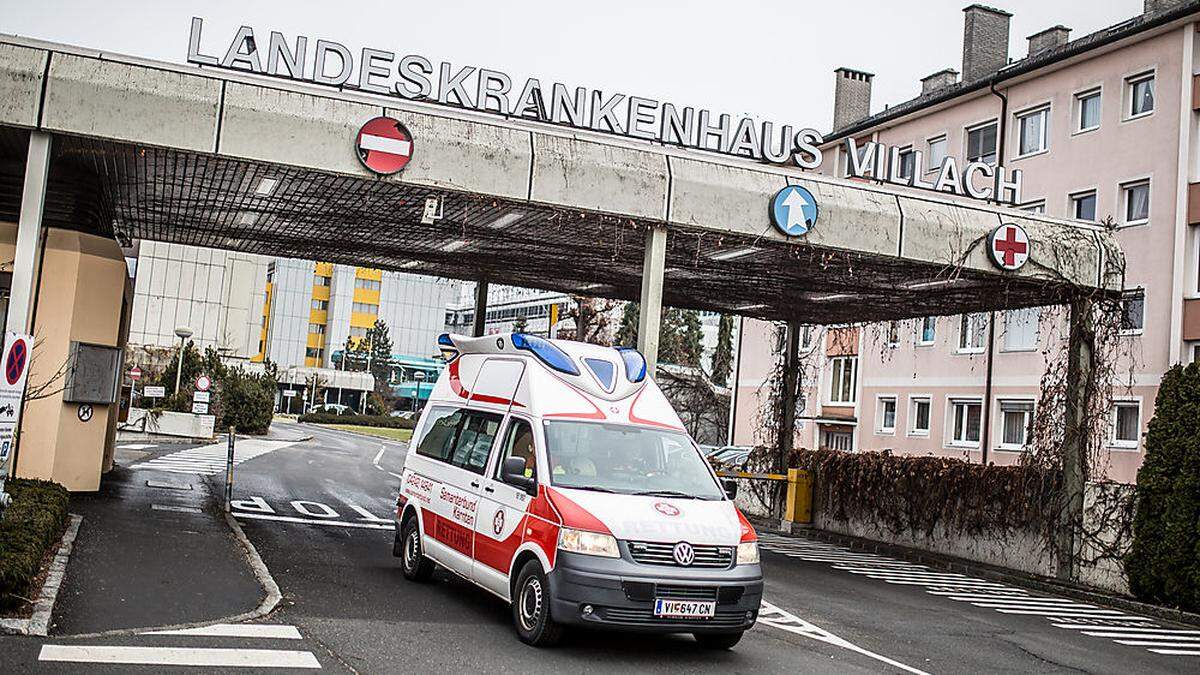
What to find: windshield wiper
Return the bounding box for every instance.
[562,485,621,494]
[632,490,701,500]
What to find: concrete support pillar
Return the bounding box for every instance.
[1,132,50,510]
[636,227,667,372]
[1057,297,1095,581]
[6,132,51,336]
[472,280,488,337]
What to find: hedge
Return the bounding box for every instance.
[788,448,1060,537]
[297,412,416,429]
[0,478,69,611]
[1127,362,1200,612]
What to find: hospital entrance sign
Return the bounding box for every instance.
[186,18,826,170]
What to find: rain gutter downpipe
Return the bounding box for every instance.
[980,79,1008,465]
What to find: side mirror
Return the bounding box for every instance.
[722,478,739,500]
[502,457,538,496]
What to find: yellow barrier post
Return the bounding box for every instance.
[784,468,812,527]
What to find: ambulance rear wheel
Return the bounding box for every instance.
[400,516,434,582]
[694,631,744,650]
[512,560,563,647]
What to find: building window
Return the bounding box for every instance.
[352,302,379,314]
[896,146,915,180]
[1002,307,1038,351]
[927,136,947,171]
[1126,72,1155,118]
[821,429,854,452]
[828,356,857,404]
[909,397,931,436]
[305,347,325,360]
[957,313,987,353]
[877,397,897,434]
[1076,89,1101,132]
[949,399,983,446]
[1119,290,1145,334]
[1189,342,1200,364]
[314,275,331,287]
[311,299,329,311]
[966,121,998,165]
[998,399,1034,450]
[800,325,815,351]
[1016,106,1049,156]
[354,278,382,291]
[1122,180,1150,225]
[309,323,326,335]
[1021,200,1046,214]
[917,317,936,345]
[1072,191,1097,221]
[1111,401,1141,448]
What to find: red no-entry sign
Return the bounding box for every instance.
[356,117,414,176]
[130,366,142,382]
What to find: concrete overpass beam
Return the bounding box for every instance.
[636,227,667,372]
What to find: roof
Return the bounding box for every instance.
[828,0,1200,141]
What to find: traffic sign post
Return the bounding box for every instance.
[224,426,236,513]
[0,332,33,519]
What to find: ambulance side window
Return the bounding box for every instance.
[414,406,464,462]
[449,411,504,475]
[494,418,536,485]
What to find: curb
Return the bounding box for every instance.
[0,513,83,636]
[303,423,411,445]
[61,505,283,639]
[757,519,1200,629]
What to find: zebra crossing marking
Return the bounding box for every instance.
[131,439,297,475]
[38,623,318,669]
[758,533,1196,659]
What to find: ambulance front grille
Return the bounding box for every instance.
[626,541,734,568]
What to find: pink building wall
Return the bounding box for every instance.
[731,20,1197,484]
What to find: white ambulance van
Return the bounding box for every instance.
[393,333,763,648]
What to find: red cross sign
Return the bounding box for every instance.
[355,116,414,176]
[988,223,1030,271]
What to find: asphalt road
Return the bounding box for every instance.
[6,421,1199,673]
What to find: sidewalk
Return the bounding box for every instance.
[51,452,265,635]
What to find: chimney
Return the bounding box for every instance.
[920,69,960,95]
[962,4,1012,82]
[1145,0,1187,14]
[1027,25,1071,56]
[833,67,874,131]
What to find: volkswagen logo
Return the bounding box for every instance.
[672,541,695,566]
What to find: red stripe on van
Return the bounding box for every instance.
[545,487,612,535]
[448,359,526,407]
[473,514,527,574]
[627,387,685,431]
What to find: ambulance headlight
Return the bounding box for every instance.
[736,541,760,565]
[558,528,619,558]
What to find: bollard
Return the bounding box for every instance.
[784,468,813,526]
[224,426,236,513]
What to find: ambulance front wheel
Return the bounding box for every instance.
[512,560,564,647]
[400,516,434,582]
[694,631,744,650]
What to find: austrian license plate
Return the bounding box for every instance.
[653,598,716,619]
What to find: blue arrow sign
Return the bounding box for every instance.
[770,185,818,236]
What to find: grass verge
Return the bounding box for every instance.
[322,424,414,442]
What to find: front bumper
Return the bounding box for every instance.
[546,549,763,634]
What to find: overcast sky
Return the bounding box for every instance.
[0,0,1144,131]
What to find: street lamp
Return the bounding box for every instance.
[413,371,426,412]
[173,326,193,396]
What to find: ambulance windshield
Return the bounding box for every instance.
[543,421,724,500]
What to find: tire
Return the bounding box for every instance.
[400,516,435,582]
[511,560,564,647]
[694,631,744,650]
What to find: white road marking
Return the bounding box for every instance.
[38,645,320,668]
[759,534,1196,659]
[757,600,930,675]
[145,624,302,639]
[235,511,392,530]
[371,444,403,479]
[145,480,193,490]
[131,440,297,475]
[118,443,158,450]
[151,504,202,514]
